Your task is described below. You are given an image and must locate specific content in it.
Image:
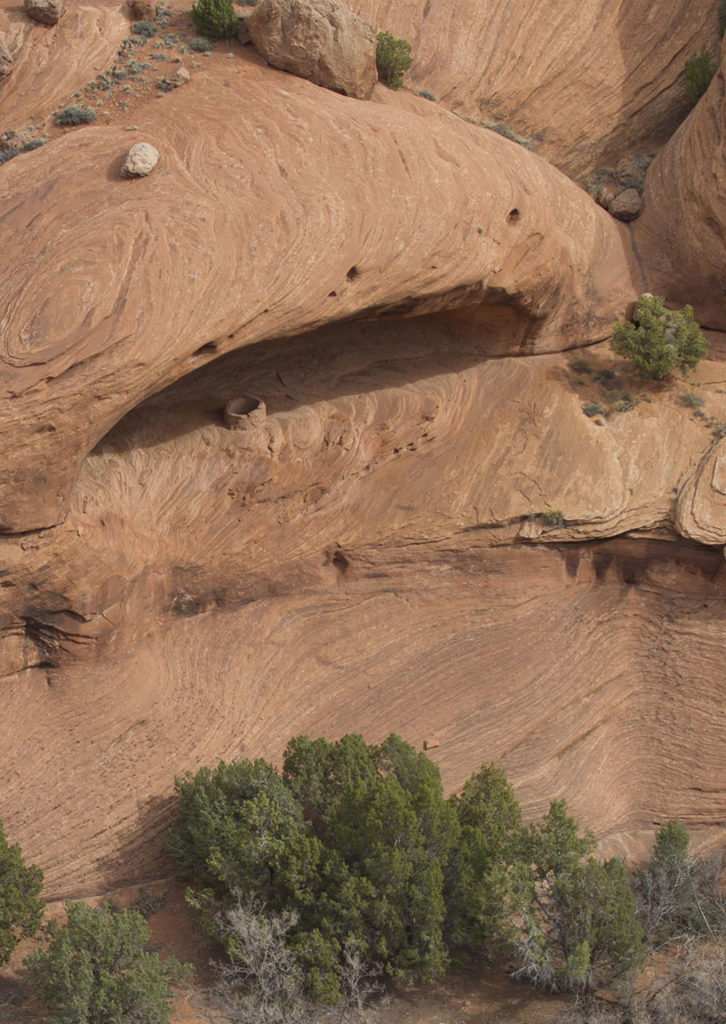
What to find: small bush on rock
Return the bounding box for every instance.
[685,45,716,105]
[189,34,214,51]
[55,105,96,126]
[611,294,708,380]
[191,0,236,39]
[376,31,413,89]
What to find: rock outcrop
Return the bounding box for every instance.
[634,38,726,329]
[0,63,640,532]
[249,0,378,99]
[24,0,63,25]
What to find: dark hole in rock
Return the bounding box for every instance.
[507,208,520,223]
[194,342,218,357]
[328,290,337,297]
[332,549,350,572]
[346,265,360,281]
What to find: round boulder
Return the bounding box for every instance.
[248,0,377,100]
[25,0,64,25]
[608,187,643,222]
[121,142,160,178]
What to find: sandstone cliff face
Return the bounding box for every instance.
[0,0,725,902]
[635,37,726,329]
[354,0,720,177]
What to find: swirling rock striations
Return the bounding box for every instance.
[634,38,726,329]
[353,0,719,176]
[0,59,639,532]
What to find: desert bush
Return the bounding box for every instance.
[0,821,44,966]
[611,295,708,381]
[583,401,608,417]
[25,900,189,1024]
[55,105,96,126]
[571,359,593,374]
[682,391,704,409]
[653,936,726,1023]
[507,801,645,992]
[376,31,413,89]
[685,46,716,106]
[189,35,213,51]
[633,820,726,943]
[542,509,565,527]
[191,0,236,39]
[131,18,158,35]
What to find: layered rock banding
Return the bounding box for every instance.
[0,0,725,907]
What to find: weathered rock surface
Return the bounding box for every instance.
[356,0,719,176]
[121,141,160,176]
[608,186,642,221]
[634,39,726,328]
[24,0,63,25]
[249,0,377,99]
[0,0,129,130]
[2,327,726,895]
[0,63,639,532]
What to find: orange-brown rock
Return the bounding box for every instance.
[353,0,719,176]
[634,39,726,328]
[249,0,378,99]
[0,60,639,532]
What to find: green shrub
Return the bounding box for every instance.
[0,821,44,966]
[611,294,708,380]
[188,35,213,51]
[25,900,189,1024]
[542,509,565,527]
[682,391,704,409]
[191,0,236,40]
[571,358,592,375]
[55,105,96,126]
[131,18,158,36]
[685,45,716,105]
[582,402,608,417]
[376,31,413,89]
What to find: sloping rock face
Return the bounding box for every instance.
[354,0,719,177]
[0,65,639,533]
[0,0,725,904]
[249,0,378,98]
[634,39,726,329]
[3,326,726,896]
[0,2,128,130]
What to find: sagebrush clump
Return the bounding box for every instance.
[55,105,96,126]
[611,294,708,380]
[376,31,413,89]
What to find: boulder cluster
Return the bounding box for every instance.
[586,154,653,222]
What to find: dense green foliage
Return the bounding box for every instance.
[376,31,413,89]
[25,900,188,1024]
[0,821,44,966]
[190,0,236,40]
[167,735,651,1002]
[685,45,716,105]
[509,802,645,991]
[55,105,97,126]
[611,294,708,380]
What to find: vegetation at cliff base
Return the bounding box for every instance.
[376,31,413,89]
[165,733,648,1012]
[25,900,190,1024]
[611,294,708,380]
[0,820,44,966]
